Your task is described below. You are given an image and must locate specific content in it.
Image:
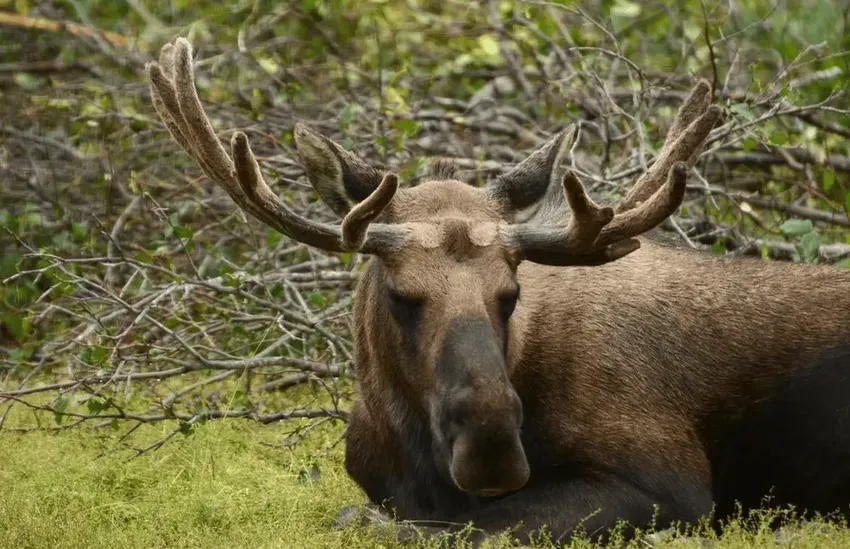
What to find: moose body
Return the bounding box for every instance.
[347,240,850,542]
[146,38,850,546]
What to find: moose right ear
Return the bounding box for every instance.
[485,125,577,218]
[294,123,386,217]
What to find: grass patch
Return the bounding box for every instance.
[0,420,375,549]
[2,420,850,548]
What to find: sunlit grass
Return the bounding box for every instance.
[1,416,850,548]
[0,419,373,549]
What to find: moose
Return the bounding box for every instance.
[146,38,850,546]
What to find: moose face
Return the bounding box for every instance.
[145,37,720,498]
[373,180,529,496]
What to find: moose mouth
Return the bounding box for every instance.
[447,427,530,498]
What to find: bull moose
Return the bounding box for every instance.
[146,38,850,546]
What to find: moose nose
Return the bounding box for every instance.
[449,425,530,497]
[443,383,529,496]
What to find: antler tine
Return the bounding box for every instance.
[146,38,404,255]
[170,39,239,189]
[149,44,195,157]
[147,43,277,229]
[341,173,399,251]
[594,162,688,248]
[666,79,713,144]
[503,172,636,267]
[561,172,615,252]
[616,80,721,214]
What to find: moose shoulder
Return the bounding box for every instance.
[147,38,850,546]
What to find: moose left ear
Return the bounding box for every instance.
[485,125,577,217]
[294,123,386,218]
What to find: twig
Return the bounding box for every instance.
[0,60,102,77]
[0,12,150,51]
[741,196,850,227]
[0,126,86,161]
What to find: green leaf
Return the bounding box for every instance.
[383,87,407,112]
[81,346,108,366]
[8,347,33,362]
[710,240,727,254]
[267,229,283,248]
[742,137,758,152]
[822,170,836,192]
[86,398,109,414]
[308,292,328,308]
[47,98,74,110]
[173,225,193,239]
[640,122,659,155]
[129,118,149,132]
[392,118,420,136]
[477,34,500,57]
[845,192,850,214]
[15,0,33,16]
[339,105,355,127]
[14,72,43,90]
[730,103,755,122]
[780,218,813,237]
[54,396,70,424]
[798,231,821,263]
[611,0,641,17]
[769,132,789,146]
[279,130,293,146]
[1,311,30,343]
[224,273,241,288]
[257,57,279,75]
[71,222,89,242]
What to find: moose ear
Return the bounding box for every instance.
[485,126,577,217]
[293,123,386,217]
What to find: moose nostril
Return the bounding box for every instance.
[449,430,530,497]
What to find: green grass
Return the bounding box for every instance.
[2,419,850,549]
[0,420,373,549]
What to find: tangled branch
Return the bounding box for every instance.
[2,0,849,453]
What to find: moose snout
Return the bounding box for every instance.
[434,317,530,497]
[449,423,530,497]
[439,385,529,497]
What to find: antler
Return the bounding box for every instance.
[145,38,404,255]
[503,81,722,266]
[616,81,718,213]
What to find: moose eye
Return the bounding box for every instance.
[498,288,520,322]
[387,289,424,325]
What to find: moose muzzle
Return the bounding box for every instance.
[433,318,530,497]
